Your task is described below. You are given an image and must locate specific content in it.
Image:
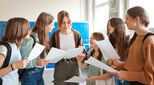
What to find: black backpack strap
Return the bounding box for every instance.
[30,34,36,47]
[0,42,12,84]
[0,42,12,68]
[77,34,81,47]
[52,33,56,47]
[142,32,154,44]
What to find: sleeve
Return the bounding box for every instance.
[119,38,154,84]
[20,37,38,68]
[0,45,7,57]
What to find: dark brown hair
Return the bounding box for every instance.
[107,18,129,60]
[57,10,72,28]
[32,12,54,58]
[127,6,149,48]
[90,32,105,61]
[127,6,149,27]
[1,17,31,47]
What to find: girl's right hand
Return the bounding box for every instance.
[36,59,50,67]
[108,58,113,65]
[13,59,29,69]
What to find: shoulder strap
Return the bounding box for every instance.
[0,42,12,69]
[142,32,154,44]
[77,34,81,47]
[30,34,36,47]
[52,33,56,47]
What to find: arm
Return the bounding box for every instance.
[86,72,113,82]
[117,40,154,84]
[77,60,87,69]
[0,54,29,78]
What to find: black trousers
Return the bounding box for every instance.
[129,81,144,85]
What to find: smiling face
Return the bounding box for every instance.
[90,34,97,48]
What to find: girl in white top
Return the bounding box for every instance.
[0,17,30,85]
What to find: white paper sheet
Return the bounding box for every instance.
[95,39,120,61]
[64,46,84,59]
[85,57,117,72]
[64,76,85,83]
[45,46,84,63]
[27,43,45,61]
[45,48,65,63]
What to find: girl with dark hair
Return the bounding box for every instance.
[107,18,130,62]
[107,18,130,85]
[0,17,30,85]
[20,12,55,85]
[85,32,113,85]
[113,6,154,85]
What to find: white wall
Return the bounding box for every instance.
[0,0,87,22]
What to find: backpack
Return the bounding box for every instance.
[18,34,36,81]
[0,42,12,85]
[142,32,154,44]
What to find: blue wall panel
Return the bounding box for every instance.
[0,21,89,68]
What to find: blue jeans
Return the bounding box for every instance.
[21,67,44,85]
[114,75,143,85]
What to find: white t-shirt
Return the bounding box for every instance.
[60,31,75,50]
[0,43,21,85]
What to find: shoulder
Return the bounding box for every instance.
[0,45,7,57]
[143,35,154,48]
[72,29,80,34]
[21,37,34,50]
[144,35,154,44]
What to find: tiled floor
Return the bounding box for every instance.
[43,68,88,85]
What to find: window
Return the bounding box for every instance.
[129,0,154,28]
[94,0,109,33]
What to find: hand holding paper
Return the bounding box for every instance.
[45,47,65,63]
[45,46,85,63]
[27,43,45,61]
[85,57,117,72]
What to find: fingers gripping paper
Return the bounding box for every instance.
[45,46,84,63]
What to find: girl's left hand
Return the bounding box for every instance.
[76,54,86,62]
[112,71,121,79]
[86,76,96,82]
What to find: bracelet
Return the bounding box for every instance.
[10,64,14,71]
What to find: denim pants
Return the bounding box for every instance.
[21,67,44,85]
[115,75,144,85]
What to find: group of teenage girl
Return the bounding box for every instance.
[0,6,153,85]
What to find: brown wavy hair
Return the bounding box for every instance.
[107,18,129,60]
[90,32,105,61]
[32,12,54,58]
[1,17,31,47]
